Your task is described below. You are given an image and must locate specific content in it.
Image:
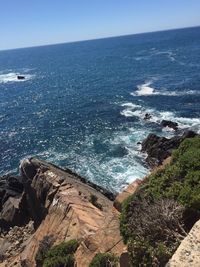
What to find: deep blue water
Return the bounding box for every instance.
[0,27,200,191]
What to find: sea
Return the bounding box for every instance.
[0,26,200,192]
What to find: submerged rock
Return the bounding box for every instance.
[144,113,152,120]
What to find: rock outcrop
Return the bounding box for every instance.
[0,175,28,231]
[167,219,200,267]
[17,76,25,80]
[161,120,178,131]
[141,130,197,167]
[1,158,125,267]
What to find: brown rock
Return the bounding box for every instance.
[3,158,125,267]
[167,219,200,267]
[114,179,142,212]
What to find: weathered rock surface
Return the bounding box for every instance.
[167,219,200,267]
[1,158,125,267]
[141,130,197,167]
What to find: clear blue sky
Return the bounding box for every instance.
[1,0,200,50]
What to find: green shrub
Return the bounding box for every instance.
[120,136,200,266]
[43,254,74,267]
[35,235,55,267]
[146,136,200,213]
[35,239,78,267]
[89,253,118,267]
[128,238,173,267]
[45,240,79,258]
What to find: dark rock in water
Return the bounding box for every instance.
[141,130,197,167]
[17,75,25,80]
[161,120,178,131]
[144,113,152,120]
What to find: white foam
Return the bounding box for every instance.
[0,72,34,84]
[120,101,200,133]
[120,102,142,117]
[133,81,157,96]
[131,80,200,97]
[120,109,136,117]
[121,102,141,108]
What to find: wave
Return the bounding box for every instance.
[132,81,157,96]
[131,80,200,97]
[120,101,200,133]
[152,50,176,62]
[0,72,34,84]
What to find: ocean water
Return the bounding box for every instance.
[0,27,200,192]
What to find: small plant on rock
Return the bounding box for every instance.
[89,253,118,267]
[89,194,103,210]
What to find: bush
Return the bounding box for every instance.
[146,136,200,214]
[43,254,74,267]
[89,253,118,267]
[36,239,79,267]
[35,235,55,267]
[45,240,79,258]
[120,136,200,266]
[128,238,172,267]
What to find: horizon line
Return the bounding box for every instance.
[1,24,200,52]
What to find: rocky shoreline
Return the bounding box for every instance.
[0,128,199,266]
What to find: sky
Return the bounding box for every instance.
[1,0,200,50]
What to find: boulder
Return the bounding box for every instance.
[0,175,23,209]
[141,130,197,167]
[161,120,178,131]
[0,193,29,231]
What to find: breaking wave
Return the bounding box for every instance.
[131,80,200,96]
[120,101,200,133]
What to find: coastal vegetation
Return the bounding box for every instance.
[89,253,118,267]
[35,238,78,267]
[120,136,200,266]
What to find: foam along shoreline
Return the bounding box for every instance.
[120,102,200,133]
[0,72,34,83]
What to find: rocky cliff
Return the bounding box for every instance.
[0,130,199,267]
[0,158,125,267]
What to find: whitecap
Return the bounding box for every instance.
[0,72,34,84]
[121,102,141,108]
[132,81,157,96]
[131,80,200,97]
